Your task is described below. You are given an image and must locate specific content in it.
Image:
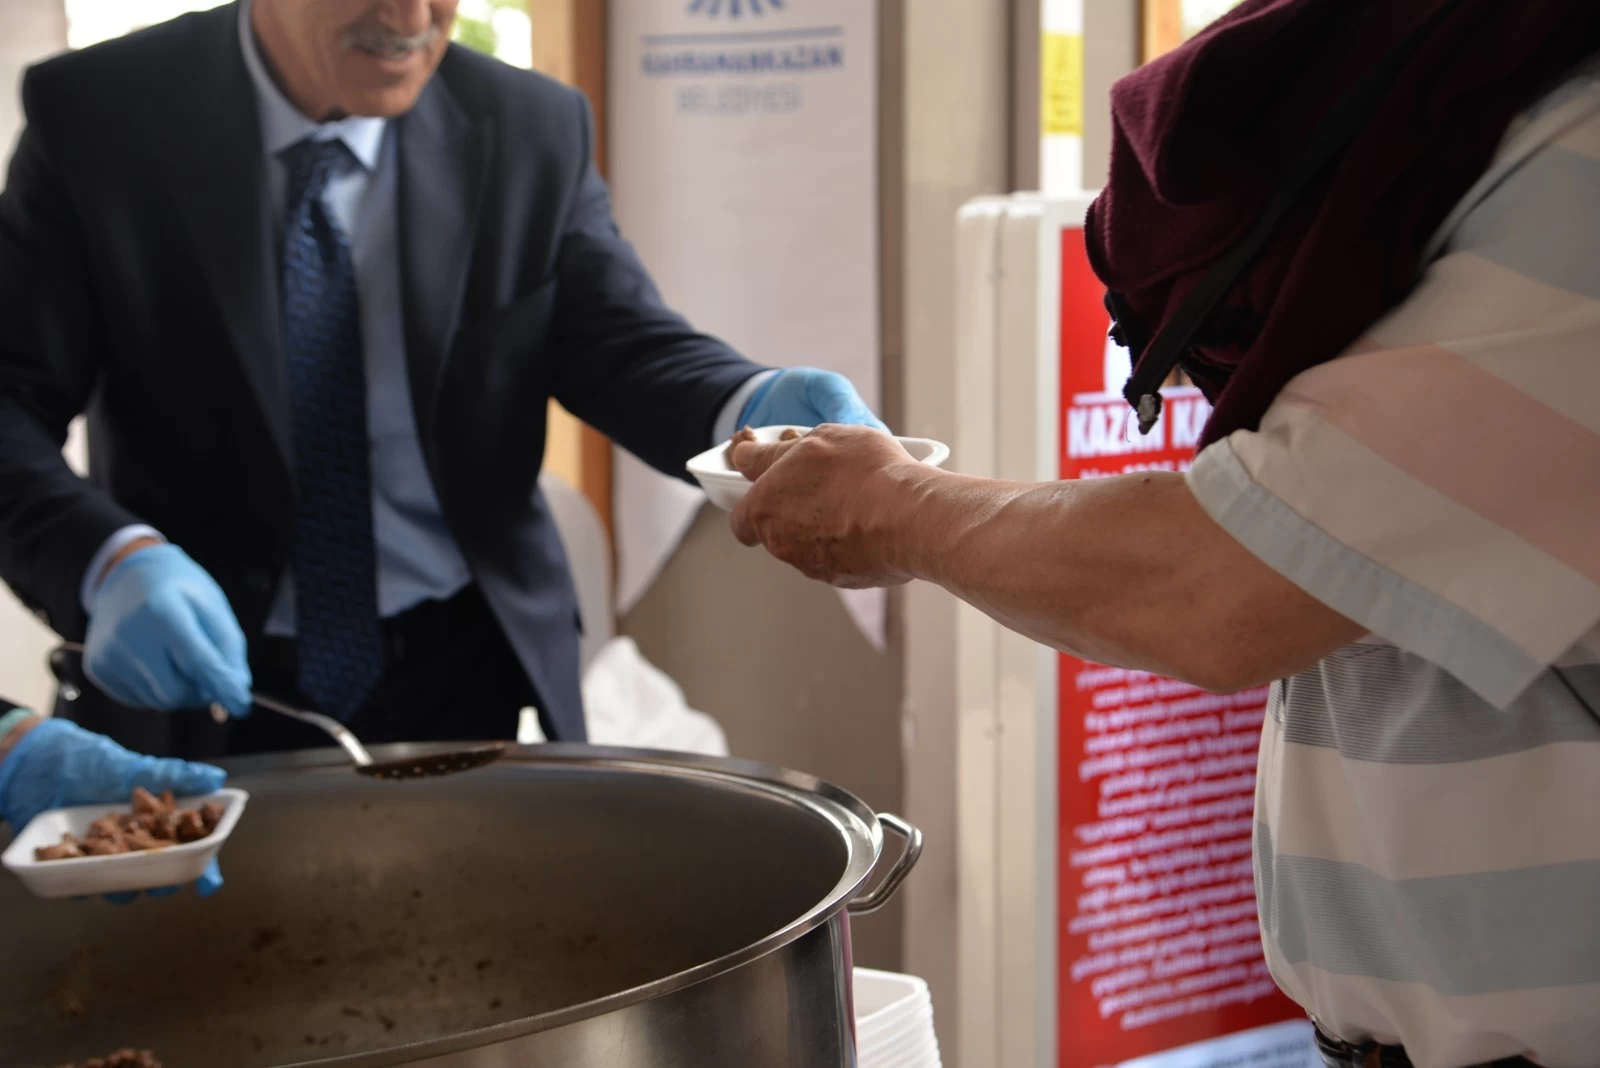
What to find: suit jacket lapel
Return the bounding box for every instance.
[395,69,494,453]
[162,2,291,468]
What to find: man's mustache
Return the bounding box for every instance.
[342,23,442,58]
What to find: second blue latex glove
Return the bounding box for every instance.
[84,543,253,718]
[739,368,889,433]
[0,717,227,900]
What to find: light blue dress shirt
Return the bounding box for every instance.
[82,0,771,630]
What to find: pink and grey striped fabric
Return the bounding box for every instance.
[1186,64,1600,1068]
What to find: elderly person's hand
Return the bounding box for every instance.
[728,425,941,588]
[728,427,1362,691]
[0,713,227,901]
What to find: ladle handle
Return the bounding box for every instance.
[245,693,374,767]
[848,812,924,916]
[53,642,374,767]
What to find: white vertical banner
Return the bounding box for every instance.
[609,0,884,648]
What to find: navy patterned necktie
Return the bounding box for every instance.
[279,137,383,718]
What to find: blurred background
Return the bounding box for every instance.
[0,3,1243,1065]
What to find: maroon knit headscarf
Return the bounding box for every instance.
[1085,0,1600,448]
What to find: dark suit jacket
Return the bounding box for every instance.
[0,4,757,751]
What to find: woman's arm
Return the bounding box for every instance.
[730,426,1363,692]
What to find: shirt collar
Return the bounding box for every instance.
[237,0,386,170]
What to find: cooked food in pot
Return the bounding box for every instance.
[58,1049,161,1068]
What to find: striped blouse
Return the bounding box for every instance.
[1186,62,1600,1068]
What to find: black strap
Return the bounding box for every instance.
[1118,0,1469,433]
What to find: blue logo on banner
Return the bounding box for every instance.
[649,0,839,102]
[687,0,786,16]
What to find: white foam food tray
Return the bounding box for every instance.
[687,426,951,511]
[2,788,248,899]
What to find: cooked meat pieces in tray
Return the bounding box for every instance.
[33,787,224,861]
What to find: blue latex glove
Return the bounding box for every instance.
[0,717,227,900]
[84,543,253,718]
[739,368,888,433]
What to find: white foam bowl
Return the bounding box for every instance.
[855,967,930,1020]
[866,1042,941,1068]
[2,788,248,899]
[861,1011,937,1062]
[855,968,941,1068]
[859,993,933,1044]
[687,426,951,511]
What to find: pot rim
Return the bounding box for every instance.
[217,742,886,1068]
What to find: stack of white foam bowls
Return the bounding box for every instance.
[854,968,942,1068]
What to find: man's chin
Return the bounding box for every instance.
[335,83,430,119]
[335,52,440,117]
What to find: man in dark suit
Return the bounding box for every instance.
[0,0,884,760]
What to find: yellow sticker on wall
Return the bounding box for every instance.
[1041,32,1083,137]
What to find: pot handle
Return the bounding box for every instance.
[847,813,924,916]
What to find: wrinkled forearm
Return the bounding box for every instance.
[891,470,1361,692]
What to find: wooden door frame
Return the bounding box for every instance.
[1141,0,1185,62]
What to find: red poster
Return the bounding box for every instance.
[1054,228,1306,1067]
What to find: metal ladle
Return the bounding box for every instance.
[54,643,504,780]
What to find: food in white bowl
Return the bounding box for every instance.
[686,426,950,511]
[2,787,247,899]
[32,786,224,860]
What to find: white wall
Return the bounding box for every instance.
[892,0,1012,1059]
[894,2,1137,1058]
[0,0,73,713]
[1,0,65,158]
[1083,0,1139,188]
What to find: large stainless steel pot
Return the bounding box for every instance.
[0,744,920,1067]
